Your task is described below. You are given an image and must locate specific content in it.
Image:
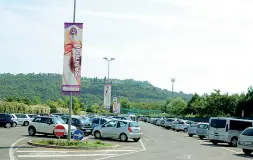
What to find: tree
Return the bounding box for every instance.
[166,97,187,116]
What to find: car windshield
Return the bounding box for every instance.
[130,122,139,127]
[53,117,66,124]
[80,118,90,123]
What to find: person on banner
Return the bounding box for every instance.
[63,29,82,86]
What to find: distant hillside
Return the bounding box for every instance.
[0,73,192,106]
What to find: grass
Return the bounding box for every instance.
[32,139,113,148]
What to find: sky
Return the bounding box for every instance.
[1,0,253,95]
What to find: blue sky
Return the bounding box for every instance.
[1,0,253,94]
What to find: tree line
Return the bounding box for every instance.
[161,87,253,118]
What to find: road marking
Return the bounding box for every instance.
[140,139,146,150]
[172,141,176,143]
[9,137,28,160]
[18,154,116,158]
[17,150,136,153]
[220,147,242,154]
[12,144,26,154]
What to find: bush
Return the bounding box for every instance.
[0,101,50,114]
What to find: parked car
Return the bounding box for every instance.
[15,114,34,126]
[188,122,199,137]
[171,119,183,130]
[164,118,176,129]
[91,117,110,129]
[92,119,142,142]
[156,118,163,126]
[238,127,253,155]
[10,114,19,127]
[196,123,209,139]
[61,116,93,136]
[0,113,16,128]
[175,120,193,132]
[28,116,77,137]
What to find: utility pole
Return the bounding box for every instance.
[103,57,115,113]
[171,78,175,98]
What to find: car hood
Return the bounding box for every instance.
[60,124,77,130]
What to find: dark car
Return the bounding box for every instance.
[0,113,15,128]
[61,116,93,136]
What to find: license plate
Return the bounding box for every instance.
[85,130,91,132]
[244,141,251,145]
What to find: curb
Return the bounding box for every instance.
[27,140,120,150]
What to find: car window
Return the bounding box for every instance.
[92,118,100,124]
[33,117,42,122]
[117,121,127,128]
[101,119,107,125]
[72,118,79,124]
[105,121,117,127]
[210,119,226,128]
[242,128,253,136]
[41,118,51,123]
[16,114,23,118]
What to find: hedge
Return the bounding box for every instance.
[0,101,50,114]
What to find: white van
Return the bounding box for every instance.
[208,117,253,147]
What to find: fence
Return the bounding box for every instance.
[120,108,162,115]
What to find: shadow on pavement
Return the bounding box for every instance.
[200,143,233,148]
[21,134,57,139]
[0,146,36,149]
[233,153,253,159]
[89,137,136,143]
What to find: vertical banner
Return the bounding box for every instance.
[62,23,83,95]
[104,84,111,109]
[113,96,120,113]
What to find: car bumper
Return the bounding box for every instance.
[81,128,93,134]
[238,144,253,150]
[128,132,142,139]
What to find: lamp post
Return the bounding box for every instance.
[103,57,115,113]
[103,57,115,83]
[171,78,175,98]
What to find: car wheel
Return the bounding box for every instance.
[5,123,11,128]
[94,131,101,139]
[176,130,179,132]
[188,134,193,137]
[199,136,204,140]
[28,127,36,136]
[229,137,238,147]
[243,149,252,155]
[211,140,218,145]
[12,122,17,127]
[133,138,140,142]
[24,121,29,126]
[119,133,128,142]
[184,128,188,132]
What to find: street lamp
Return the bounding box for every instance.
[171,78,175,98]
[103,57,115,83]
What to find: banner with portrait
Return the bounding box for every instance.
[62,23,83,95]
[104,84,112,109]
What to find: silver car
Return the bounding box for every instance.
[92,120,142,142]
[196,123,209,139]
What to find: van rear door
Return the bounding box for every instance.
[209,118,227,141]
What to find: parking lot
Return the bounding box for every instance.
[0,122,252,160]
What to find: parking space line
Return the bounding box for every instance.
[220,147,242,154]
[18,154,116,158]
[140,139,146,150]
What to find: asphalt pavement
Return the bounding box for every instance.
[0,122,253,160]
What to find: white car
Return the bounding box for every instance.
[92,119,142,142]
[28,116,77,137]
[238,127,253,155]
[175,120,193,132]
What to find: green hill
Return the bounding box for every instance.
[0,73,192,107]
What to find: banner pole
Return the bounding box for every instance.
[67,0,76,141]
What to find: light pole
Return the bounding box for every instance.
[171,78,175,98]
[103,57,115,113]
[103,57,115,83]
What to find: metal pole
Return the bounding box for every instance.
[172,82,174,98]
[107,60,110,83]
[67,0,76,141]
